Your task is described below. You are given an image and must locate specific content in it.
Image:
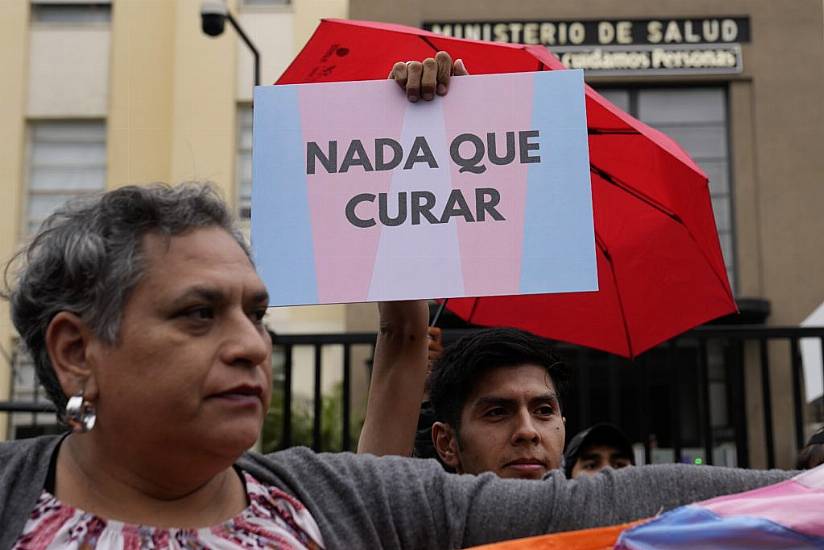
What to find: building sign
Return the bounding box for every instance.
[423,18,750,46]
[423,17,749,75]
[554,44,741,76]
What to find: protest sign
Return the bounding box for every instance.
[252,69,596,305]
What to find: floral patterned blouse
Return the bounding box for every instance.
[13,472,325,549]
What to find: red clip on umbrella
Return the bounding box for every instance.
[277,19,736,358]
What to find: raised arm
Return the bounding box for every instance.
[357,300,429,456]
[357,51,466,457]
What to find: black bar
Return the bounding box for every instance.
[820,337,824,422]
[729,340,749,468]
[274,333,377,346]
[699,338,713,465]
[638,355,651,465]
[269,326,824,346]
[576,352,590,430]
[282,344,293,449]
[668,340,682,463]
[790,337,805,450]
[342,343,352,451]
[313,345,323,452]
[758,339,775,469]
[226,12,260,86]
[608,354,620,423]
[0,402,57,413]
[692,326,824,339]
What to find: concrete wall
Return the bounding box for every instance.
[28,27,110,118]
[107,0,176,186]
[292,0,348,58]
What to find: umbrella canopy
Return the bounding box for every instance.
[277,19,736,358]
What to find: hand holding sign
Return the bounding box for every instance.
[388,51,468,102]
[357,56,457,458]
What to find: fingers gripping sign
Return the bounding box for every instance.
[389,51,469,102]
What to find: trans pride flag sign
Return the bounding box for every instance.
[252,70,596,306]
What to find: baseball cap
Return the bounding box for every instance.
[564,422,634,478]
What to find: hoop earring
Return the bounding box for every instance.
[65,392,96,433]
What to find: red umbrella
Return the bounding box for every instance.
[276,19,736,358]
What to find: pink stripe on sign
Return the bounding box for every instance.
[702,469,824,539]
[299,81,408,303]
[441,73,534,296]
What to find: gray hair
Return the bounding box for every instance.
[4,182,250,412]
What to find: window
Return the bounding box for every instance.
[30,1,112,24]
[597,87,735,290]
[236,105,253,219]
[25,121,107,234]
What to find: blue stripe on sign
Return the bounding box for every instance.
[617,505,824,549]
[520,69,598,294]
[252,85,318,305]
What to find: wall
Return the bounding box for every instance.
[28,27,110,117]
[107,0,176,186]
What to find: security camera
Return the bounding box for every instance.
[201,0,228,37]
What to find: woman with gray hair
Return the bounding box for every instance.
[4,183,309,546]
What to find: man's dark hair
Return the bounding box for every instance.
[428,328,569,430]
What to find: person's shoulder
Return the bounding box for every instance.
[0,434,60,457]
[0,435,62,474]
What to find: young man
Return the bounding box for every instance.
[426,328,569,479]
[360,316,570,480]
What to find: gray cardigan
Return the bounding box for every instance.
[0,436,793,550]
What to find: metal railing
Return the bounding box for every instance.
[270,332,376,452]
[3,325,823,468]
[549,325,824,469]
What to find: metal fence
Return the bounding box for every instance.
[3,325,823,468]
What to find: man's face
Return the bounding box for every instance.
[440,364,565,480]
[570,444,633,478]
[86,227,273,459]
